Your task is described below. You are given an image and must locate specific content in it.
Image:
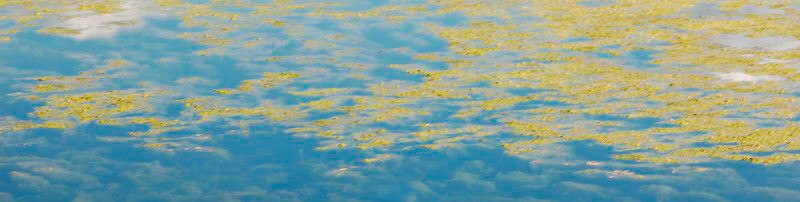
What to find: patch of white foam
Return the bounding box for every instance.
[716,72,783,82]
[713,34,800,52]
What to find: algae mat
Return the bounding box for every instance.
[1,0,800,201]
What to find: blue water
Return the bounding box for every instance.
[1,1,800,202]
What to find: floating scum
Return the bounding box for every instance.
[2,0,800,165]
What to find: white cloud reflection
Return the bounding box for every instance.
[60,0,165,40]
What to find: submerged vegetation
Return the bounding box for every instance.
[2,0,800,165]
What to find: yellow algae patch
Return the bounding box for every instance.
[359,154,394,163]
[316,143,347,151]
[356,139,392,150]
[37,27,81,35]
[5,0,800,167]
[1,121,74,131]
[212,72,300,94]
[663,147,800,165]
[25,60,130,92]
[179,98,304,121]
[29,91,155,122]
[37,121,74,129]
[260,72,300,86]
[525,52,583,63]
[431,0,513,18]
[288,127,319,133]
[504,121,561,137]
[182,33,234,46]
[31,84,70,92]
[413,128,451,141]
[306,4,425,20]
[76,0,121,14]
[298,99,340,111]
[668,116,752,136]
[704,125,800,150]
[353,133,375,142]
[502,138,556,155]
[262,19,286,27]
[311,118,338,127]
[211,88,238,95]
[97,119,121,126]
[316,131,345,139]
[128,118,178,128]
[528,107,615,115]
[412,126,482,141]
[370,107,430,122]
[263,56,283,62]
[153,0,185,7]
[452,107,481,119]
[719,153,800,165]
[307,10,381,19]
[94,59,130,70]
[337,98,418,118]
[140,143,176,149]
[153,0,800,165]
[393,87,471,99]
[612,154,686,164]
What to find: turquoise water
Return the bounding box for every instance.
[2,0,800,201]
